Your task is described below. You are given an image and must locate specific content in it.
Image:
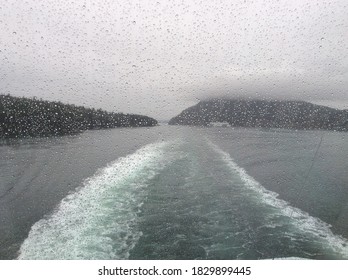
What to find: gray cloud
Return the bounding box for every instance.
[1,0,347,119]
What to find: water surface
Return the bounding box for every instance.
[1,126,347,259]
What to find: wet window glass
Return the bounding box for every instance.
[0,0,348,261]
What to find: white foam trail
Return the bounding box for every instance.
[208,140,348,259]
[18,141,174,260]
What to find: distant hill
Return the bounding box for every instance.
[169,99,348,131]
[0,94,157,139]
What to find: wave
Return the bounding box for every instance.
[208,140,348,259]
[18,137,348,260]
[18,141,173,259]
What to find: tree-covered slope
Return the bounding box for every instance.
[169,99,348,131]
[0,94,157,138]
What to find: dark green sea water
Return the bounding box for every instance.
[1,126,347,259]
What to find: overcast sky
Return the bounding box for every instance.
[1,0,347,119]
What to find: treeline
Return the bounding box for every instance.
[169,99,348,131]
[0,94,157,139]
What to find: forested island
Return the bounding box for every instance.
[169,99,348,131]
[0,94,157,139]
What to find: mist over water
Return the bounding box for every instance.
[1,0,348,118]
[1,126,347,259]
